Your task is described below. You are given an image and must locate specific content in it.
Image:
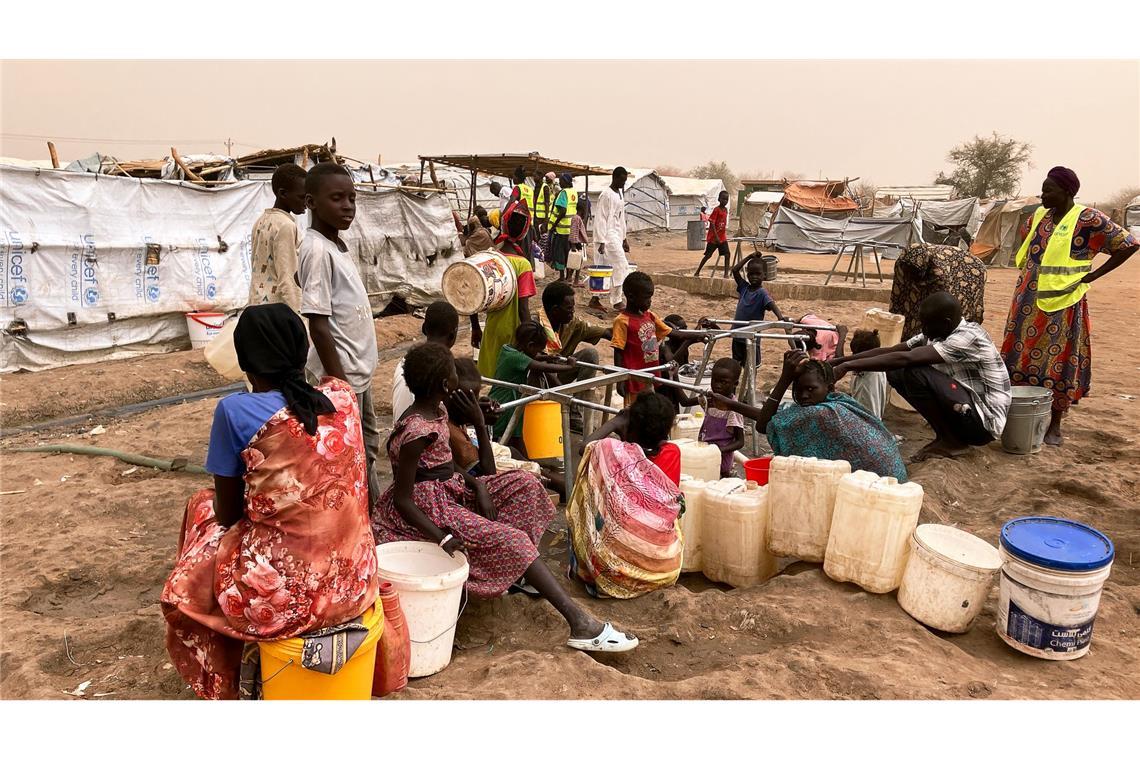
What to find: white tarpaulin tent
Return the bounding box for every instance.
[658,176,726,231]
[0,166,462,372]
[1125,194,1140,237]
[764,205,920,258]
[874,197,982,243]
[574,168,669,232]
[740,190,784,236]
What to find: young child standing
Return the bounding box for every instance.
[249,164,308,312]
[847,329,889,419]
[611,272,706,403]
[568,204,590,287]
[372,342,637,652]
[728,254,786,366]
[699,358,747,477]
[297,162,380,502]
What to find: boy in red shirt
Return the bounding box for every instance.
[694,190,731,277]
[611,272,707,403]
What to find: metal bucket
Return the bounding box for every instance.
[1000,386,1053,455]
[686,220,705,250]
[761,254,779,281]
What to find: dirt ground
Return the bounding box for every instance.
[1,233,1137,700]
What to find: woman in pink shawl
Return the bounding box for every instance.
[161,305,379,699]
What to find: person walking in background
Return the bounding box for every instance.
[297,163,381,503]
[588,166,631,316]
[249,164,308,312]
[694,190,731,277]
[569,198,590,287]
[1001,166,1138,446]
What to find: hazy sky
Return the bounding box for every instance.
[2,60,1137,201]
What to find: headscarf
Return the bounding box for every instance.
[495,198,531,256]
[1046,166,1080,196]
[544,171,557,183]
[234,304,335,435]
[559,172,573,186]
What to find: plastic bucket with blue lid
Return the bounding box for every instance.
[996,517,1114,660]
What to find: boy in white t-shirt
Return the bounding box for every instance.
[297,163,380,501]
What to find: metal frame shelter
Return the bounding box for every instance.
[417,153,609,216]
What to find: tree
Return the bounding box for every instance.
[688,160,740,194]
[1094,185,1140,217]
[853,180,878,211]
[936,132,1033,199]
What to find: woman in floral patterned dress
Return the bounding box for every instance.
[371,342,638,653]
[1001,167,1138,445]
[161,304,379,699]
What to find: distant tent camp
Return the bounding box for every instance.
[657,175,726,231]
[969,197,1041,266]
[764,205,920,258]
[574,168,669,232]
[1124,194,1140,238]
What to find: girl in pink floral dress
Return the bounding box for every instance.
[371,342,638,652]
[161,304,379,699]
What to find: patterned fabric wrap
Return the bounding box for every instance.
[161,378,380,700]
[566,438,684,599]
[890,243,987,340]
[765,393,908,482]
[371,408,554,598]
[1001,207,1137,406]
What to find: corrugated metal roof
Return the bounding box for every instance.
[876,185,954,201]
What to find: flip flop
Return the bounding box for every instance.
[508,580,541,597]
[567,622,638,653]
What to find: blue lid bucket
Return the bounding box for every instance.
[999,517,1114,572]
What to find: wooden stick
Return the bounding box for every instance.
[0,490,27,496]
[47,142,60,169]
[170,147,204,182]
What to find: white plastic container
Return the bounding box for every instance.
[678,477,708,573]
[701,478,777,588]
[857,308,904,347]
[767,456,851,562]
[824,471,924,593]
[671,438,721,483]
[186,311,226,350]
[670,413,703,441]
[995,517,1114,660]
[375,541,470,677]
[441,250,517,315]
[897,524,1002,633]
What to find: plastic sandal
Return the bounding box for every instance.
[567,622,639,653]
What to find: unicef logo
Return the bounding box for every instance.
[205,283,217,299]
[84,288,99,306]
[10,286,28,305]
[146,285,161,303]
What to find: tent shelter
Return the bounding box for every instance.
[573,167,670,233]
[1124,194,1140,237]
[739,190,785,236]
[658,176,726,231]
[874,197,982,245]
[969,196,1041,266]
[764,205,920,258]
[875,185,955,203]
[0,165,462,372]
[737,178,786,218]
[781,180,859,217]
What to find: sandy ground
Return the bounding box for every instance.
[1,233,1137,700]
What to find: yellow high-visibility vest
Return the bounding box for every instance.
[533,182,550,220]
[514,183,534,214]
[1014,204,1091,313]
[554,188,577,235]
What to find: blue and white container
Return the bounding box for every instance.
[996,517,1114,660]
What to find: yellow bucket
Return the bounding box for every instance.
[259,601,383,700]
[521,400,564,459]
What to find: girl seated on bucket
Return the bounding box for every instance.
[487,320,576,455]
[581,390,682,486]
[370,341,638,653]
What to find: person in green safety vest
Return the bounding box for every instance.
[1000,166,1138,446]
[547,172,578,282]
[532,168,553,236]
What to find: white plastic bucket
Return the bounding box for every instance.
[1000,386,1053,455]
[897,524,1002,633]
[203,315,243,380]
[995,517,1114,660]
[375,541,470,677]
[186,311,226,350]
[441,250,518,315]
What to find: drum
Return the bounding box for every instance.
[441,251,518,315]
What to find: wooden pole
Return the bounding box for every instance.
[171,147,204,182]
[47,141,60,169]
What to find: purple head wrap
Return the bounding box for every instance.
[1046,166,1080,196]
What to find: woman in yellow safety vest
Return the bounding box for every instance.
[1001,166,1138,445]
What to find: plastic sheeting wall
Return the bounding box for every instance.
[0,167,461,372]
[764,206,920,258]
